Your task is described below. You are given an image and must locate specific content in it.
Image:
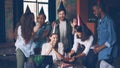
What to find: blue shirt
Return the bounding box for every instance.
[34,22,51,48]
[97,15,116,60]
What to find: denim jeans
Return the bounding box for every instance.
[82,49,98,68]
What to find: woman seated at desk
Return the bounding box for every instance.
[41,26,64,68]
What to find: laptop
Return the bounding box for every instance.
[39,55,53,68]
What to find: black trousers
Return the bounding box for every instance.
[82,49,98,68]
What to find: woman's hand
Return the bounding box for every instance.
[68,50,75,58]
[33,24,41,33]
[68,56,76,62]
[52,21,57,28]
[52,47,57,52]
[71,22,74,28]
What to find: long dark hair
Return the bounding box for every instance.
[76,23,93,41]
[48,33,59,49]
[15,12,35,44]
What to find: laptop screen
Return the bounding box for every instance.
[40,55,53,68]
[31,55,53,68]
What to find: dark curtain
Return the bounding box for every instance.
[13,0,23,30]
[48,0,56,23]
[0,0,6,43]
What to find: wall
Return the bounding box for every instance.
[56,0,88,22]
[2,0,90,43]
[5,0,14,42]
[1,0,23,43]
[80,0,88,23]
[56,0,77,20]
[0,0,6,43]
[0,0,14,43]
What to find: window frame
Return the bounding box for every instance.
[23,0,49,22]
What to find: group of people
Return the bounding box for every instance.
[15,1,117,68]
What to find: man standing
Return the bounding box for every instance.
[52,1,72,53]
[92,3,117,68]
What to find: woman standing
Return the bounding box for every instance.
[68,23,98,68]
[15,6,35,68]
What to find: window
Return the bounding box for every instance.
[23,0,48,22]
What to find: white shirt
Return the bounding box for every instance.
[41,42,64,61]
[72,33,94,55]
[59,21,67,42]
[15,26,35,57]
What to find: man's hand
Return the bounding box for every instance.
[94,45,101,54]
[94,44,107,54]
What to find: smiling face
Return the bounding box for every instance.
[76,32,82,38]
[49,34,58,47]
[93,6,100,17]
[37,14,45,25]
[58,10,66,21]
